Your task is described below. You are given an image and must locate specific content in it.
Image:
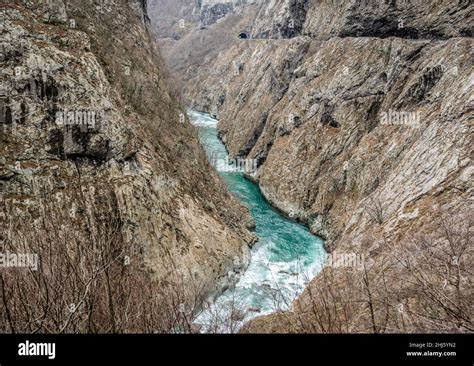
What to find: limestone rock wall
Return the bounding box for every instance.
[0,0,256,330]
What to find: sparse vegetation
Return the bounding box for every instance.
[0,191,211,333]
[365,197,385,225]
[243,209,473,333]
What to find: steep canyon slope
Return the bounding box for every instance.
[161,0,473,332]
[0,0,255,332]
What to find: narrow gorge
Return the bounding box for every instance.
[189,110,325,332]
[151,0,473,333]
[0,0,472,336]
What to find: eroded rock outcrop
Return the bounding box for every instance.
[251,0,309,38]
[303,0,473,39]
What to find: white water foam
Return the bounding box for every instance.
[187,109,218,127]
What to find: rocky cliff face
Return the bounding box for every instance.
[149,0,258,37]
[0,0,255,332]
[183,0,473,332]
[148,0,200,39]
[303,0,473,39]
[148,0,267,90]
[250,0,309,38]
[200,0,246,26]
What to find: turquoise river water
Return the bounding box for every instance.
[188,110,326,333]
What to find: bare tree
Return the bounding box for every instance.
[365,197,385,225]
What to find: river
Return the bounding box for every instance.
[188,110,326,333]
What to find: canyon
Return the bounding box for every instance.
[0,0,472,334]
[151,0,473,332]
